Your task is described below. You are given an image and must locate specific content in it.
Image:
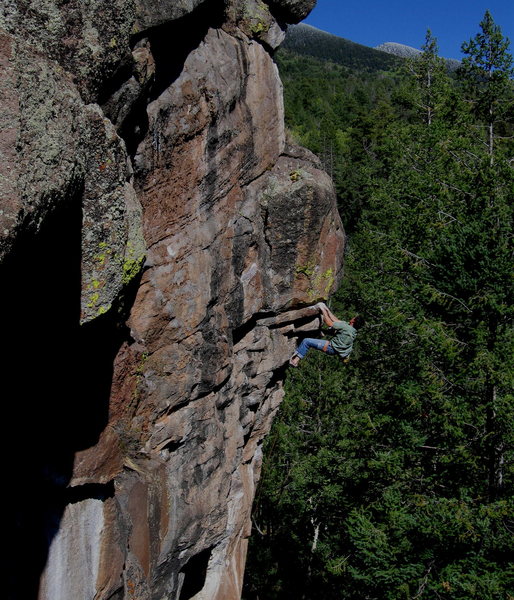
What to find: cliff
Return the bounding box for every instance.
[0,1,344,598]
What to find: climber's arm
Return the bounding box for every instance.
[319,304,342,328]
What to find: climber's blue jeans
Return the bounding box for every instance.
[296,338,336,359]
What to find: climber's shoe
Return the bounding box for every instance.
[289,354,301,368]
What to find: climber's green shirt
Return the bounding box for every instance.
[330,320,357,357]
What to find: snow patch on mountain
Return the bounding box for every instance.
[374,42,422,58]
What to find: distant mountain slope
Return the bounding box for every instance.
[375,41,461,70]
[282,24,461,73]
[281,23,404,72]
[375,41,421,59]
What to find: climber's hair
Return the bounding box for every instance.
[352,315,365,330]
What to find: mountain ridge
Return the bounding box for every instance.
[375,41,421,58]
[282,23,404,71]
[375,40,461,69]
[283,23,461,71]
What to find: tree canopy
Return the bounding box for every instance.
[244,12,513,600]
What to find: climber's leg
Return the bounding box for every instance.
[289,338,335,367]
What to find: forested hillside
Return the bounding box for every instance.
[282,24,404,72]
[244,13,513,600]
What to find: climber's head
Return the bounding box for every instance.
[350,315,365,330]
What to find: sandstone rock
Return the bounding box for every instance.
[0,30,85,261]
[0,30,19,259]
[80,103,146,322]
[224,0,287,49]
[1,0,136,103]
[1,1,345,599]
[38,498,106,600]
[266,0,317,23]
[101,39,156,134]
[133,0,210,32]
[0,27,145,322]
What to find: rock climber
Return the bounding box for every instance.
[289,302,365,367]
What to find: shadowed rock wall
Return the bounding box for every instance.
[0,1,344,598]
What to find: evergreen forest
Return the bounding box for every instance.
[244,11,513,600]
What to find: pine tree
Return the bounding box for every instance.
[245,17,514,599]
[460,10,514,163]
[407,29,450,125]
[451,11,514,499]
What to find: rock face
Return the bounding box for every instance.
[1,1,344,599]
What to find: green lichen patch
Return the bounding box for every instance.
[82,236,145,322]
[295,261,316,278]
[309,267,335,301]
[122,240,145,285]
[289,169,302,182]
[87,291,100,308]
[242,0,272,38]
[296,263,335,302]
[122,255,145,285]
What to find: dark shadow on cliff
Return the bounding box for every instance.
[143,0,225,102]
[3,186,136,599]
[115,0,225,157]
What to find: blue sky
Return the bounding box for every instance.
[303,0,514,60]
